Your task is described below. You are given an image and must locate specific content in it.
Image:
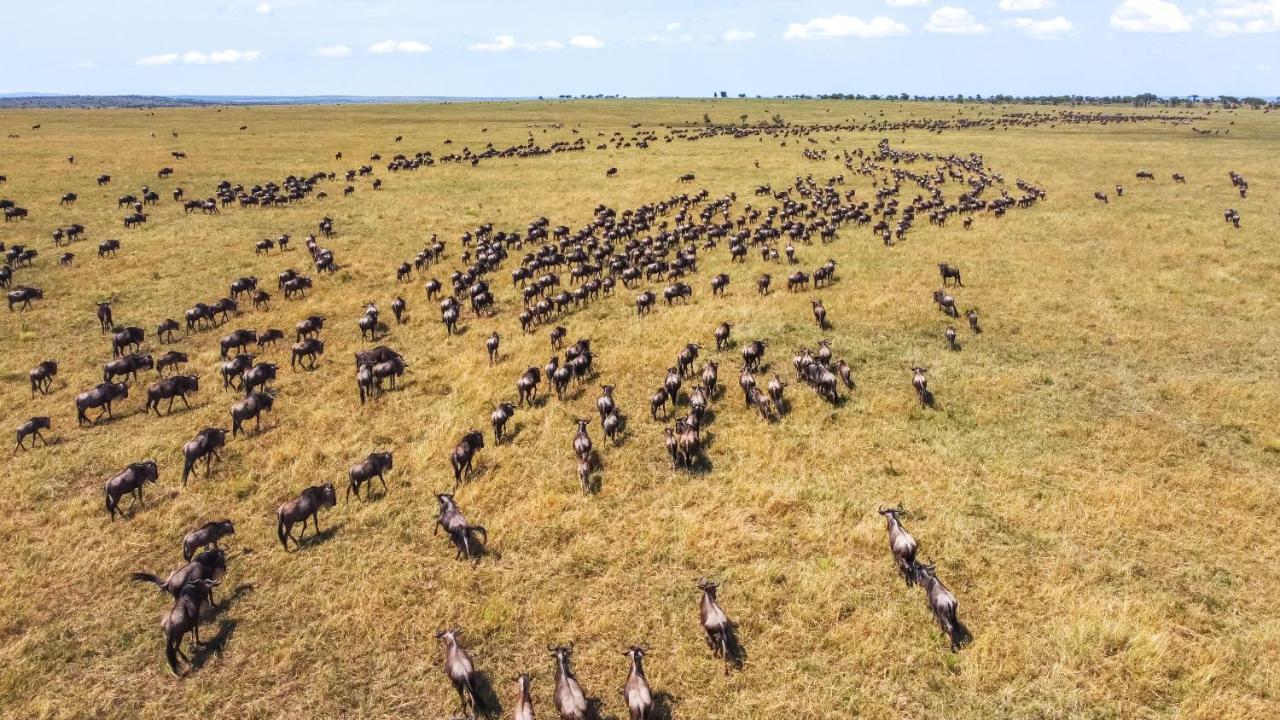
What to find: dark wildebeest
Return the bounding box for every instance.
[241,362,277,396]
[15,417,51,452]
[220,329,257,359]
[391,296,406,324]
[513,674,535,720]
[702,361,719,398]
[714,322,732,351]
[221,353,253,390]
[156,318,180,343]
[29,360,58,396]
[517,367,541,406]
[698,579,734,672]
[347,451,393,501]
[7,286,44,311]
[111,326,144,358]
[622,646,653,720]
[938,263,963,287]
[182,520,235,561]
[434,493,487,560]
[97,239,121,258]
[228,276,257,299]
[486,330,501,364]
[145,374,199,415]
[75,382,129,426]
[103,353,153,383]
[572,417,592,464]
[811,299,827,329]
[290,338,324,370]
[549,645,588,720]
[356,362,376,404]
[491,402,516,444]
[879,506,920,587]
[295,315,325,340]
[911,366,932,408]
[230,392,274,436]
[741,340,766,371]
[371,354,406,391]
[450,431,485,486]
[711,273,730,296]
[932,290,958,318]
[256,328,284,349]
[97,302,114,332]
[917,562,972,651]
[132,548,227,602]
[181,427,227,485]
[435,628,487,718]
[283,276,311,298]
[159,578,220,676]
[966,308,982,334]
[945,326,958,351]
[104,460,160,520]
[836,359,855,390]
[277,483,337,550]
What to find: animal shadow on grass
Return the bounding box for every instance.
[501,423,524,444]
[471,671,503,718]
[921,389,937,409]
[189,618,237,671]
[723,621,748,671]
[290,521,344,551]
[448,528,500,564]
[212,583,255,615]
[651,691,679,720]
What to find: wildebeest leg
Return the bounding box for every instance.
[180,394,190,410]
[378,472,389,495]
[205,454,214,477]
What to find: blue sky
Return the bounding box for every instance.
[5,1,1276,97]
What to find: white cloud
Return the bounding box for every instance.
[469,35,565,51]
[569,34,605,49]
[180,49,261,65]
[313,44,351,58]
[783,14,911,39]
[665,22,682,32]
[1260,63,1273,71]
[369,39,431,54]
[999,0,1050,10]
[1110,0,1192,33]
[1208,0,1280,34]
[925,6,989,33]
[255,3,271,14]
[887,0,930,5]
[74,60,95,69]
[1009,15,1073,38]
[722,29,757,41]
[137,53,179,66]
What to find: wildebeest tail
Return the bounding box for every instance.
[277,516,289,550]
[130,572,166,590]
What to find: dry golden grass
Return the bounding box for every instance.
[1,99,1278,719]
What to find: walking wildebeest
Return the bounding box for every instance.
[435,628,487,718]
[230,392,274,436]
[879,506,920,587]
[295,314,324,340]
[434,493,487,560]
[241,362,277,396]
[621,646,653,720]
[491,402,516,444]
[917,562,972,651]
[698,579,735,672]
[132,548,227,601]
[290,338,324,370]
[75,382,129,425]
[938,263,963,287]
[277,483,337,550]
[182,520,235,561]
[181,427,227,485]
[111,326,144,358]
[7,286,43,311]
[145,374,199,415]
[157,318,180,342]
[517,367,541,406]
[104,460,160,520]
[159,578,220,676]
[14,417,51,452]
[97,302,114,332]
[103,353,154,383]
[29,360,57,396]
[220,329,257,359]
[450,431,485,486]
[549,644,588,720]
[347,451,393,501]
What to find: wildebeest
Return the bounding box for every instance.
[756,273,771,295]
[879,506,920,587]
[97,302,114,332]
[182,520,235,561]
[347,451,393,501]
[572,417,592,465]
[229,276,258,299]
[157,318,180,342]
[435,628,487,718]
[14,416,51,452]
[29,360,58,396]
[111,326,145,358]
[181,427,227,485]
[7,286,43,311]
[622,646,653,720]
[549,644,588,720]
[450,431,485,486]
[277,483,337,550]
[240,362,277,396]
[295,314,325,340]
[945,326,958,351]
[513,674,535,720]
[710,273,730,296]
[290,338,325,370]
[103,353,153,383]
[811,299,827,329]
[75,382,129,425]
[104,460,160,520]
[158,578,220,676]
[220,353,253,390]
[911,366,932,408]
[517,367,541,406]
[282,276,312,299]
[698,579,734,672]
[132,548,227,601]
[917,562,972,651]
[434,493,487,560]
[714,322,732,351]
[491,402,516,444]
[257,328,284,348]
[391,296,406,324]
[938,263,963,286]
[145,374,199,415]
[966,308,982,334]
[230,392,274,436]
[741,340,766,370]
[97,239,121,258]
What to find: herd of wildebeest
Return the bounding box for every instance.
[0,108,1253,718]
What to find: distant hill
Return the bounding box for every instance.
[0,94,214,109]
[0,94,513,109]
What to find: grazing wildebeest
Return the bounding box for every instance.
[103,353,154,383]
[14,416,51,453]
[879,506,920,587]
[435,628,487,718]
[434,493,487,560]
[7,286,43,311]
[277,483,337,550]
[257,328,284,348]
[698,579,734,672]
[938,263,963,287]
[158,578,220,676]
[182,520,235,561]
[491,402,516,444]
[347,451,393,501]
[111,326,144,358]
[132,548,227,601]
[157,318,180,342]
[29,360,57,396]
[181,427,227,484]
[75,382,129,425]
[104,460,160,520]
[450,431,485,486]
[917,562,972,651]
[230,392,274,436]
[290,338,325,370]
[549,645,588,720]
[517,367,541,406]
[240,362,277,396]
[97,302,114,332]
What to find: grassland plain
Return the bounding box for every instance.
[0,99,1278,720]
